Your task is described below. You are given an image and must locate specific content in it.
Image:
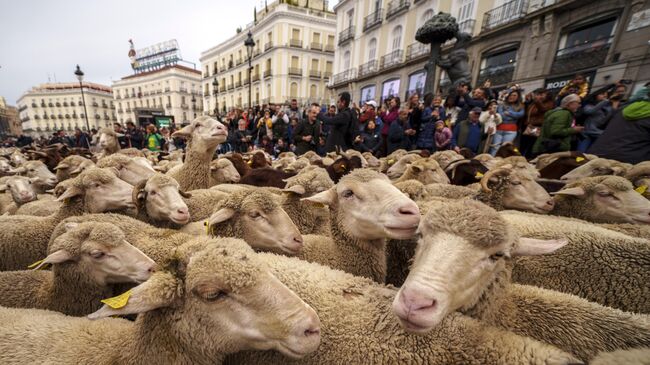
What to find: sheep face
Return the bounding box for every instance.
[211,159,241,183]
[431,150,463,170]
[393,200,568,333]
[0,159,12,175]
[305,172,420,240]
[0,176,38,204]
[137,175,190,225]
[173,116,228,149]
[58,167,135,213]
[482,169,554,213]
[89,240,321,359]
[560,159,629,181]
[13,160,58,190]
[98,131,119,150]
[115,158,156,185]
[386,155,420,179]
[553,178,650,224]
[407,160,450,185]
[10,151,27,166]
[55,157,95,181]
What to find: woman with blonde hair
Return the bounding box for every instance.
[490,89,524,155]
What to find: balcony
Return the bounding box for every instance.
[164,87,170,92]
[252,73,260,82]
[228,60,234,69]
[58,114,63,119]
[323,71,332,80]
[95,114,101,119]
[165,104,171,108]
[482,0,528,32]
[325,44,335,53]
[310,42,323,51]
[338,26,355,45]
[219,66,226,73]
[331,69,357,86]
[70,101,76,106]
[43,114,49,120]
[386,0,409,19]
[181,104,189,109]
[92,102,98,107]
[65,114,71,119]
[235,81,242,88]
[358,60,378,77]
[102,103,108,109]
[55,102,61,107]
[264,42,273,51]
[309,70,322,79]
[180,87,188,93]
[48,102,54,107]
[204,90,210,97]
[18,105,28,112]
[288,67,303,76]
[477,63,516,87]
[550,37,612,75]
[34,115,40,120]
[380,49,404,70]
[219,86,226,92]
[72,113,78,118]
[406,42,430,62]
[236,58,243,66]
[458,19,477,35]
[117,109,123,113]
[40,102,46,107]
[227,84,234,90]
[290,39,303,48]
[126,108,132,112]
[264,70,272,78]
[63,102,69,107]
[363,9,383,32]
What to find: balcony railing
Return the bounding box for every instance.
[18,105,28,111]
[252,74,260,82]
[309,70,321,78]
[358,60,378,77]
[179,87,188,93]
[325,44,335,53]
[338,26,355,45]
[323,71,332,79]
[235,81,242,88]
[550,37,612,75]
[227,84,234,90]
[363,9,383,32]
[264,70,272,78]
[380,49,404,70]
[181,104,189,109]
[219,86,226,92]
[236,58,243,66]
[406,42,430,61]
[264,42,273,51]
[482,0,528,32]
[386,0,409,19]
[331,69,357,86]
[310,42,322,51]
[290,39,303,48]
[288,67,303,76]
[477,63,517,87]
[458,19,476,35]
[219,66,226,73]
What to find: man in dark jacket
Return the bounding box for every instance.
[318,92,354,152]
[293,104,321,155]
[113,123,130,149]
[451,107,489,154]
[125,121,144,149]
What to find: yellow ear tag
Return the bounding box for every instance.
[247,160,252,165]
[204,220,210,235]
[635,185,648,195]
[387,159,395,165]
[312,202,326,208]
[100,289,132,309]
[576,157,585,162]
[513,147,519,153]
[475,172,484,179]
[27,259,49,270]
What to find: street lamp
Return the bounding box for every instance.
[212,77,219,117]
[244,31,256,108]
[74,65,91,147]
[191,94,197,119]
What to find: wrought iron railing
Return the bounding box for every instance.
[477,63,516,87]
[338,26,355,45]
[290,39,303,48]
[331,69,357,85]
[386,0,409,19]
[309,70,322,78]
[458,19,476,35]
[288,67,303,76]
[482,0,528,32]
[406,42,430,61]
[380,50,404,70]
[310,42,322,51]
[550,37,612,75]
[358,60,378,77]
[363,9,383,32]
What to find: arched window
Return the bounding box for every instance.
[290,82,298,98]
[266,83,271,99]
[310,84,317,99]
[343,50,351,70]
[391,26,403,51]
[367,38,377,61]
[421,10,434,27]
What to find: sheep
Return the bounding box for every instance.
[473,153,499,169]
[425,182,477,199]
[226,249,580,365]
[96,127,122,157]
[248,150,271,169]
[395,158,450,184]
[532,151,595,170]
[589,348,650,365]
[386,153,421,179]
[430,149,463,170]
[561,157,632,181]
[393,199,650,362]
[280,168,333,235]
[13,195,60,216]
[183,188,230,222]
[224,153,251,177]
[132,173,192,228]
[378,149,408,173]
[278,151,297,159]
[11,160,58,193]
[283,156,310,173]
[625,161,650,199]
[361,152,380,168]
[96,153,155,185]
[494,142,522,157]
[0,176,38,214]
[494,156,539,179]
[272,156,297,171]
[537,153,591,179]
[598,223,650,240]
[325,155,362,183]
[0,167,135,271]
[300,150,323,164]
[54,155,95,181]
[477,166,555,214]
[166,116,229,191]
[503,210,650,313]
[444,158,489,185]
[0,237,323,364]
[393,180,431,201]
[0,222,154,316]
[551,175,650,224]
[209,158,241,185]
[239,167,297,188]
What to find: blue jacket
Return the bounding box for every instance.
[416,120,436,149]
[387,120,411,154]
[497,104,525,125]
[582,100,613,136]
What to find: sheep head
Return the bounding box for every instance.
[172,116,228,150]
[303,169,420,240]
[561,158,632,182]
[98,128,121,153]
[54,155,95,182]
[283,168,334,197]
[393,180,428,201]
[480,166,554,214]
[624,161,650,199]
[552,176,650,224]
[403,159,450,185]
[134,174,191,225]
[0,176,38,204]
[386,154,420,179]
[88,238,321,359]
[42,222,155,285]
[496,156,539,179]
[431,150,463,170]
[12,160,58,191]
[393,199,568,333]
[210,158,241,184]
[97,154,155,185]
[57,167,135,213]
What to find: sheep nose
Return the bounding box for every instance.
[398,202,420,216]
[400,289,437,314]
[177,207,189,215]
[293,235,303,245]
[147,265,156,273]
[545,199,555,207]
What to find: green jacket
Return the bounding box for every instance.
[533,108,578,154]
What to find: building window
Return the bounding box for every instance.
[360,85,376,103]
[327,35,335,46]
[347,9,354,27]
[381,78,401,101]
[367,38,377,61]
[457,0,474,22]
[550,18,617,75]
[343,51,351,70]
[290,82,299,99]
[421,9,434,27]
[478,48,517,87]
[391,26,402,51]
[310,85,317,99]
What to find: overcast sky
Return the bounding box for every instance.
[0,0,337,105]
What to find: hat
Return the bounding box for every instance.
[435,120,444,127]
[471,107,483,114]
[365,100,377,108]
[560,94,581,108]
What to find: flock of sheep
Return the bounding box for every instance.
[0,115,648,364]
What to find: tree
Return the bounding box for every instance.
[415,12,459,95]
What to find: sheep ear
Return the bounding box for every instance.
[411,164,424,172]
[551,187,585,196]
[179,190,192,198]
[172,125,194,139]
[283,184,306,196]
[301,188,336,206]
[32,249,73,269]
[0,184,7,192]
[54,163,69,171]
[56,185,83,201]
[512,238,569,257]
[64,222,79,232]
[208,208,236,226]
[69,166,84,175]
[88,271,180,320]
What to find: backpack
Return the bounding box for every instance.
[344,108,359,149]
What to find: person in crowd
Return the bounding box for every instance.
[451,107,490,154]
[533,93,584,155]
[353,118,382,155]
[387,109,414,154]
[234,119,252,153]
[434,120,453,151]
[271,109,289,142]
[48,130,68,146]
[258,135,274,155]
[125,121,144,149]
[521,88,554,158]
[359,100,377,131]
[490,89,524,155]
[480,100,502,154]
[577,87,615,152]
[416,105,438,153]
[456,84,487,123]
[406,93,423,140]
[380,96,400,156]
[557,73,590,102]
[317,92,355,152]
[113,123,130,149]
[89,128,99,149]
[293,104,321,155]
[431,94,446,121]
[144,124,164,152]
[273,138,289,158]
[588,85,650,164]
[443,94,460,126]
[160,127,176,152]
[286,99,303,124]
[256,109,274,143]
[72,128,90,148]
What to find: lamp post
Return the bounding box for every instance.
[74,65,91,147]
[244,31,256,108]
[191,94,197,119]
[212,77,219,117]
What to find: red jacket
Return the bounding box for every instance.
[380,107,399,135]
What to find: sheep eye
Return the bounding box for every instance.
[342,190,354,198]
[511,181,521,185]
[597,191,612,197]
[29,169,35,172]
[489,252,505,261]
[150,190,157,195]
[204,290,227,301]
[249,211,261,219]
[90,251,105,259]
